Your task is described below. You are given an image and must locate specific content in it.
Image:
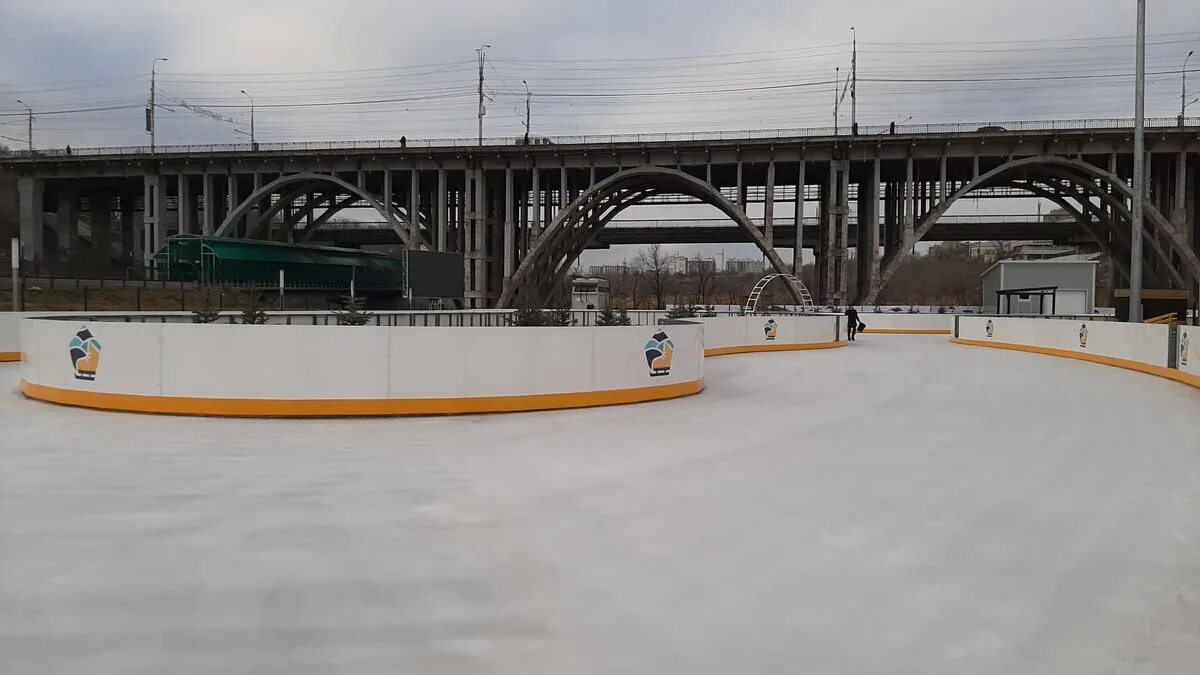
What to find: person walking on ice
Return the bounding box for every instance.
[845,307,865,341]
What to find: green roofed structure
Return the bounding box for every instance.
[154,235,464,307]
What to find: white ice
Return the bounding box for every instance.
[2,336,1200,674]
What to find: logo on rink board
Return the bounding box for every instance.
[1181,331,1190,367]
[68,326,102,381]
[985,320,994,338]
[764,319,778,341]
[644,330,674,377]
[1078,324,1088,348]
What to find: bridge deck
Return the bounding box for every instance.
[2,336,1198,673]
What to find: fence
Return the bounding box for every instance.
[5,117,1196,159]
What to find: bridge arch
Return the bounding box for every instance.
[863,155,1200,305]
[498,166,800,308]
[214,172,423,248]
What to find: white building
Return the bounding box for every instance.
[980,260,1098,315]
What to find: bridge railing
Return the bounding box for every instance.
[5,117,1196,160]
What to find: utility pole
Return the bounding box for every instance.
[1130,0,1146,322]
[149,57,168,153]
[850,26,857,134]
[833,67,840,135]
[240,89,255,147]
[1183,50,1194,126]
[15,100,32,152]
[522,80,531,145]
[477,45,490,146]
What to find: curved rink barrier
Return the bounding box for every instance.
[16,313,845,417]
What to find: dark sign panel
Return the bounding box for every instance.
[406,250,464,300]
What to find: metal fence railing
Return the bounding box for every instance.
[4,117,1196,160]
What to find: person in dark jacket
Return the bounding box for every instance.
[846,307,861,341]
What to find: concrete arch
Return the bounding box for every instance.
[863,155,1200,305]
[499,166,799,308]
[214,172,421,247]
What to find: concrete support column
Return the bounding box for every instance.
[57,184,79,261]
[939,155,948,203]
[120,198,136,269]
[90,192,112,266]
[854,159,881,305]
[409,170,420,246]
[903,156,915,244]
[226,174,237,228]
[531,168,541,240]
[1174,151,1188,224]
[201,174,215,236]
[821,160,850,306]
[463,169,475,303]
[972,155,979,181]
[503,168,514,289]
[383,169,394,238]
[559,167,568,214]
[793,160,805,274]
[475,169,488,305]
[736,161,745,211]
[437,169,447,252]
[764,160,776,249]
[177,174,191,235]
[17,176,44,263]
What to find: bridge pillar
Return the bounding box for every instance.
[142,175,168,271]
[903,156,915,245]
[178,174,192,235]
[819,160,850,306]
[854,159,881,305]
[90,191,112,267]
[409,170,420,246]
[792,160,805,274]
[504,168,514,290]
[764,160,776,250]
[201,174,215,236]
[16,176,43,263]
[56,183,78,262]
[120,195,137,269]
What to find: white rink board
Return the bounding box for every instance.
[856,313,954,332]
[957,316,1170,367]
[21,319,703,402]
[697,315,840,350]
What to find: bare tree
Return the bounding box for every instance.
[691,261,718,305]
[633,243,673,310]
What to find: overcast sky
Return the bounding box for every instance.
[1,0,1197,265]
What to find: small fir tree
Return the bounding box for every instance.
[238,289,270,325]
[596,308,619,326]
[666,304,698,319]
[511,305,547,326]
[334,294,372,326]
[547,307,574,326]
[191,287,223,324]
[616,308,632,326]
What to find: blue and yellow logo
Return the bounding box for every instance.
[68,327,102,381]
[1078,324,1088,348]
[764,319,778,341]
[1181,331,1190,367]
[644,330,674,377]
[985,319,994,338]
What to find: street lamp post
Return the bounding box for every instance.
[15,99,31,153]
[240,89,255,148]
[149,57,168,153]
[476,44,490,146]
[1183,50,1194,126]
[1130,0,1146,322]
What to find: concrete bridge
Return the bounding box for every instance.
[3,117,1198,306]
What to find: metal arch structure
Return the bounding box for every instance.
[743,273,815,313]
[863,155,1200,305]
[498,166,801,308]
[213,172,427,248]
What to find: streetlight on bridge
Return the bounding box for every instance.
[148,57,169,153]
[240,89,255,148]
[14,99,32,153]
[1183,50,1194,126]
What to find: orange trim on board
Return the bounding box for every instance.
[705,340,847,357]
[21,378,705,418]
[0,351,20,363]
[950,337,1200,390]
[861,329,951,335]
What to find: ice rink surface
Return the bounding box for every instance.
[2,336,1200,674]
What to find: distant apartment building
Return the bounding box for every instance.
[724,258,764,275]
[686,258,716,275]
[587,264,629,277]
